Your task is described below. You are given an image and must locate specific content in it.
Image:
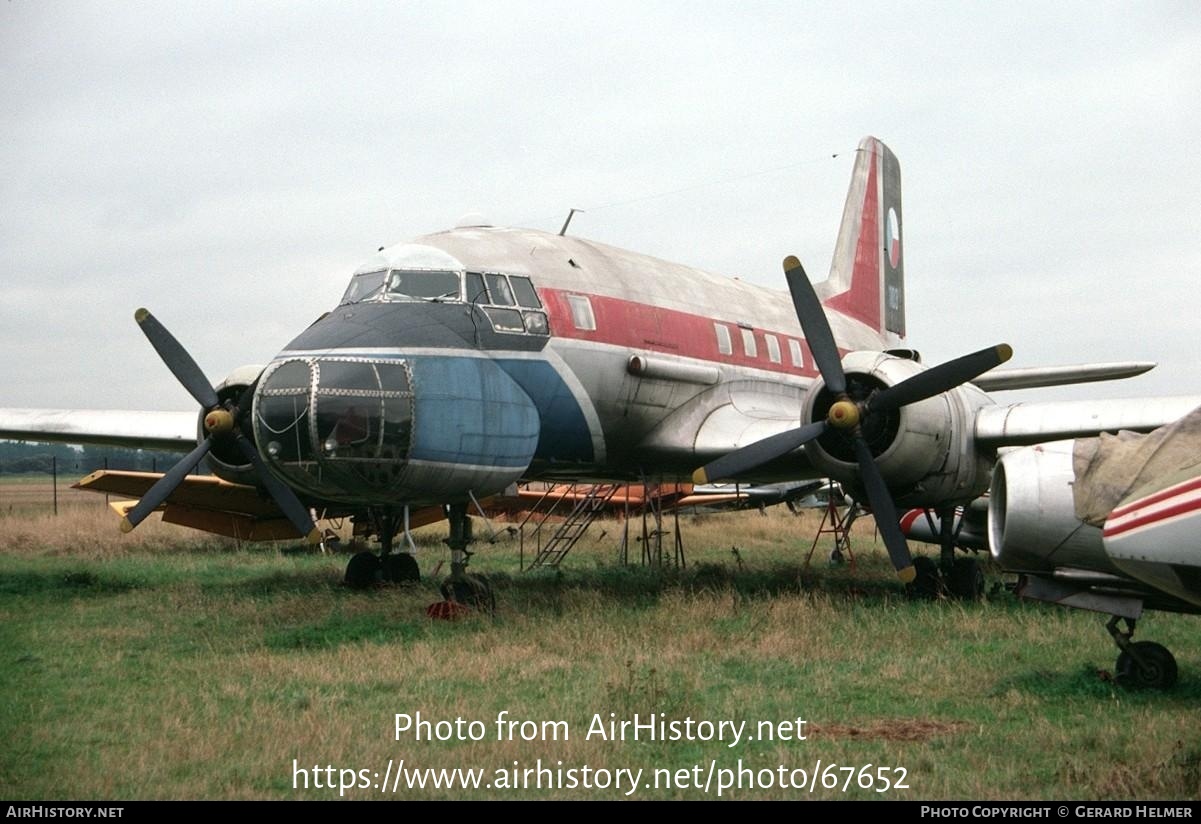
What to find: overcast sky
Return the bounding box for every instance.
[2,1,1198,413]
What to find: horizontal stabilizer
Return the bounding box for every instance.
[973,362,1155,392]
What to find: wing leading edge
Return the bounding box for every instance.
[975,396,1201,448]
[0,409,197,452]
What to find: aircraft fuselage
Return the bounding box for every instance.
[248,226,889,507]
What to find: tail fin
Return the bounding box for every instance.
[819,136,905,342]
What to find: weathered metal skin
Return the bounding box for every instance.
[987,440,1116,575]
[286,300,549,355]
[251,352,540,507]
[801,351,995,507]
[988,439,1201,613]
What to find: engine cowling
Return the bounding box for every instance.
[800,351,994,508]
[987,440,1117,575]
[202,364,265,486]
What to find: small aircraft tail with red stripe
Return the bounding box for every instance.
[818,136,906,345]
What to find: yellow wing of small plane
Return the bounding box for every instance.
[75,470,305,542]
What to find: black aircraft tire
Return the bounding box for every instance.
[381,553,421,584]
[1116,641,1178,689]
[906,556,942,600]
[345,551,382,589]
[947,557,984,601]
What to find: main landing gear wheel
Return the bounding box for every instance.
[1116,641,1178,690]
[381,553,421,584]
[344,551,382,589]
[906,556,942,600]
[946,557,984,601]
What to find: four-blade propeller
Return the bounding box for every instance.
[693,256,1012,582]
[120,309,320,543]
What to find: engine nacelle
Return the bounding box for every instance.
[202,364,265,486]
[800,351,993,508]
[987,440,1118,576]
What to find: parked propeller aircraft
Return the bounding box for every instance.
[982,406,1201,688]
[2,136,1197,610]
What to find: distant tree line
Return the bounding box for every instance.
[0,440,203,475]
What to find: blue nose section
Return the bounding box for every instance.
[408,356,541,470]
[254,354,540,505]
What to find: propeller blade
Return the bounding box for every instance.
[120,437,213,532]
[784,256,845,395]
[869,344,1013,415]
[134,308,220,410]
[234,434,322,543]
[852,437,915,583]
[692,420,827,484]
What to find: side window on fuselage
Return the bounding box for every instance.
[714,323,733,355]
[740,327,757,358]
[765,334,781,364]
[788,339,804,368]
[567,295,596,331]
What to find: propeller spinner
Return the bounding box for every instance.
[119,309,321,543]
[693,257,1012,583]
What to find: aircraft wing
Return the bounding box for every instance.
[75,469,300,541]
[975,396,1201,448]
[0,408,196,451]
[75,469,451,541]
[634,383,818,481]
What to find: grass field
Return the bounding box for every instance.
[2,486,1199,800]
[0,473,106,515]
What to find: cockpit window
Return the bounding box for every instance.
[387,269,461,300]
[340,270,387,305]
[510,276,542,308]
[484,273,515,306]
[466,271,487,304]
[465,271,549,338]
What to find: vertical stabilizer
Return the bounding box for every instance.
[819,136,905,342]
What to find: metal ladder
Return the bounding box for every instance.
[524,483,620,569]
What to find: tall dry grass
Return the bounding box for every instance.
[0,501,236,557]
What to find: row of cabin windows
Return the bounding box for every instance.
[561,294,804,369]
[715,322,805,368]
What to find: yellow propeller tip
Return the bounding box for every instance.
[119,517,134,534]
[134,308,150,323]
[783,255,801,271]
[691,469,709,485]
[306,528,324,545]
[897,565,917,584]
[996,343,1013,362]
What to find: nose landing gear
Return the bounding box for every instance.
[431,503,495,615]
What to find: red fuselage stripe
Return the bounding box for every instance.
[1104,494,1201,538]
[1108,475,1201,520]
[538,287,825,378]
